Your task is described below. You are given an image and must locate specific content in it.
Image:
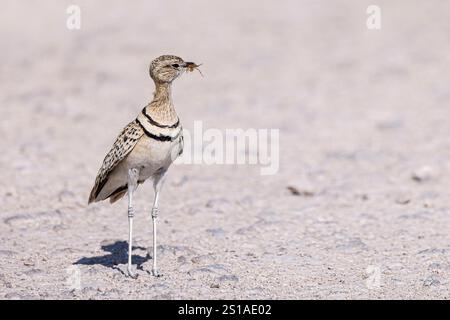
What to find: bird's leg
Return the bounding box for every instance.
[151,191,160,276]
[127,168,139,278]
[150,171,166,277]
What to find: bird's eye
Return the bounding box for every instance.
[171,64,180,68]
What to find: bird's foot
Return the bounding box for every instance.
[151,268,162,277]
[127,266,138,279]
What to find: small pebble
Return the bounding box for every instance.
[412,166,435,183]
[287,186,314,197]
[23,260,35,266]
[395,197,411,205]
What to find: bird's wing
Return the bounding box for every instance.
[88,120,144,203]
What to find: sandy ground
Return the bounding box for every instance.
[1,0,450,299]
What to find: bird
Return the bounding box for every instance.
[88,55,200,278]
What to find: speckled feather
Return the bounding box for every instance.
[88,121,144,203]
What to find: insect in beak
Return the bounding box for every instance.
[184,62,203,77]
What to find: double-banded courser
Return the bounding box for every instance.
[88,55,198,277]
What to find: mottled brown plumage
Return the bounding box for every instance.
[88,55,191,205]
[88,121,144,204]
[87,54,199,277]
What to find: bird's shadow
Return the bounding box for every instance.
[74,241,150,275]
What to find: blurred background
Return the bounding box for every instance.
[0,0,449,299]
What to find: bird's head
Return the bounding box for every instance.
[149,55,200,83]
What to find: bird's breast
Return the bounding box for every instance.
[125,132,183,181]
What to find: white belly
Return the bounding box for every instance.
[123,135,182,181]
[97,135,182,200]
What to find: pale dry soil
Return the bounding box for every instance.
[1,1,450,299]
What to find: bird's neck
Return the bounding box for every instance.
[153,82,172,103]
[146,82,178,123]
